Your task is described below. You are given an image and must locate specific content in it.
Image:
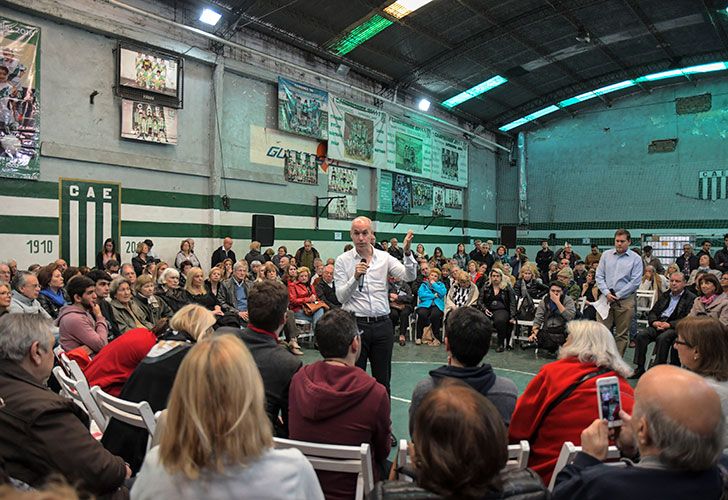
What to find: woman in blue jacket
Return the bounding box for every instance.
[416,268,447,346]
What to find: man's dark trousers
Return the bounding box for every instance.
[634,326,679,371]
[355,316,394,394]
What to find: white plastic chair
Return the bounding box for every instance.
[548,441,623,491]
[52,366,108,432]
[57,352,86,383]
[635,289,657,327]
[274,437,373,500]
[90,386,157,451]
[397,439,413,482]
[505,440,530,470]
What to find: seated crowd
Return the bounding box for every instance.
[0,233,727,499]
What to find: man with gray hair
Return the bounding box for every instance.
[120,263,137,286]
[0,314,130,495]
[552,365,725,499]
[0,262,11,283]
[8,270,51,319]
[217,260,252,325]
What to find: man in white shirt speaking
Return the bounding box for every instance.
[335,216,416,394]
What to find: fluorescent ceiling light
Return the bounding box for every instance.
[635,62,728,82]
[442,75,508,108]
[418,98,431,111]
[199,8,222,26]
[384,0,435,19]
[499,105,560,132]
[329,15,393,56]
[503,60,728,132]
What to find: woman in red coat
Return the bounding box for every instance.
[288,266,325,328]
[508,320,634,486]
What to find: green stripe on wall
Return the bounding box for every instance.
[0,215,58,235]
[4,179,724,232]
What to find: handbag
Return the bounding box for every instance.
[303,300,329,316]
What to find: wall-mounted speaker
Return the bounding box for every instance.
[251,214,275,247]
[501,225,517,248]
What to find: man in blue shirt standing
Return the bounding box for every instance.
[595,229,643,356]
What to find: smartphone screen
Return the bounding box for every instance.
[596,376,622,428]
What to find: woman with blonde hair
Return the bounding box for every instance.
[220,258,234,280]
[134,274,173,325]
[184,267,223,317]
[245,240,264,266]
[132,334,323,499]
[509,320,634,485]
[445,270,479,319]
[102,304,216,474]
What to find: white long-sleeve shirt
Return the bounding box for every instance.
[334,246,417,317]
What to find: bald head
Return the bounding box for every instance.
[633,365,723,470]
[636,365,721,435]
[350,217,374,255]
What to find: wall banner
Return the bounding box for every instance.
[284,150,318,185]
[411,178,433,215]
[249,125,323,168]
[60,178,121,268]
[328,96,387,168]
[445,187,463,209]
[278,77,328,140]
[378,171,393,214]
[387,117,431,179]
[433,185,445,216]
[431,132,468,187]
[327,165,357,220]
[392,173,411,214]
[0,17,41,180]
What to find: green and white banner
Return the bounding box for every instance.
[431,132,468,187]
[0,16,41,180]
[387,117,431,179]
[60,179,121,267]
[278,77,328,140]
[411,178,433,216]
[328,96,387,169]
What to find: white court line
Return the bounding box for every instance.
[391,360,536,377]
[391,396,412,404]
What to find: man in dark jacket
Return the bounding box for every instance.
[468,239,482,263]
[676,243,699,276]
[631,271,696,378]
[294,240,320,270]
[696,240,716,269]
[232,280,301,437]
[288,309,391,500]
[715,234,728,274]
[217,260,252,325]
[0,314,129,496]
[211,236,236,268]
[315,264,341,309]
[409,307,517,434]
[86,270,120,341]
[536,240,554,275]
[553,366,724,500]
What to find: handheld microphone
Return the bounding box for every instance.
[358,258,366,291]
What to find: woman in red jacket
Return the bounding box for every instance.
[288,266,325,328]
[508,320,634,486]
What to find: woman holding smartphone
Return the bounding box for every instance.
[508,320,634,485]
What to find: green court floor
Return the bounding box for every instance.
[299,339,640,446]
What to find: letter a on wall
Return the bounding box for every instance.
[59,178,121,267]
